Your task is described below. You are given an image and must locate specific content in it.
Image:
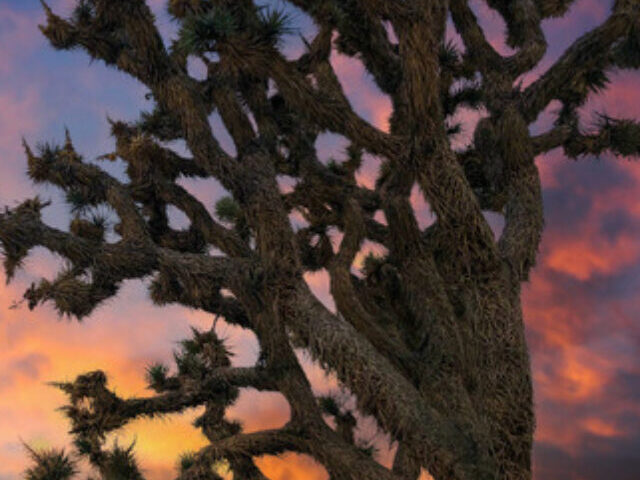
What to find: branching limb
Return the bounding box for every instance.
[152,272,253,328]
[533,115,640,157]
[24,135,148,240]
[376,168,461,360]
[39,1,243,192]
[449,0,503,73]
[203,60,257,153]
[500,0,547,77]
[328,200,418,379]
[0,195,249,318]
[259,46,403,159]
[474,104,544,283]
[39,0,169,83]
[196,427,305,464]
[0,198,152,317]
[55,367,274,439]
[530,125,574,155]
[0,199,90,281]
[297,0,402,94]
[108,123,251,256]
[387,4,499,278]
[522,3,640,121]
[109,120,209,180]
[498,166,544,281]
[451,0,546,82]
[535,0,577,18]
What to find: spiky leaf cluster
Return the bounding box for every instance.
[23,447,76,480]
[177,7,237,53]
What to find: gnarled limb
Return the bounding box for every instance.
[522,3,640,121]
[533,115,640,157]
[327,200,418,378]
[536,0,577,18]
[451,0,546,79]
[268,52,403,158]
[40,1,243,192]
[0,195,249,318]
[55,367,273,437]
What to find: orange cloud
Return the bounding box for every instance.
[545,233,640,281]
[228,391,291,433]
[255,453,328,480]
[581,418,623,438]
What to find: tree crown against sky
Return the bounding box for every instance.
[1,0,640,479]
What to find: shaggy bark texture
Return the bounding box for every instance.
[4,0,640,479]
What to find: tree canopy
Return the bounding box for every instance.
[2,0,640,479]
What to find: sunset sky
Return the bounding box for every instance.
[1,0,639,479]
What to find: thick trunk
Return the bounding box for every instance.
[425,272,535,480]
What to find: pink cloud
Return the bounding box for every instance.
[545,232,640,280]
[330,52,392,133]
[0,6,40,76]
[0,88,42,201]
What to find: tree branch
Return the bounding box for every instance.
[328,201,419,378]
[451,0,546,81]
[0,195,249,318]
[449,0,503,73]
[259,46,403,159]
[39,1,244,193]
[24,135,148,240]
[56,367,273,438]
[521,4,639,121]
[535,0,577,18]
[532,115,640,158]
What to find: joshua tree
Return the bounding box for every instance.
[3,0,640,479]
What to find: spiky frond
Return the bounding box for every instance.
[71,0,95,24]
[594,113,640,157]
[71,436,94,456]
[612,23,640,69]
[583,68,610,95]
[35,141,62,163]
[145,362,169,389]
[178,451,197,473]
[439,40,461,70]
[23,446,76,480]
[101,443,144,480]
[177,8,237,54]
[65,190,92,214]
[257,7,294,46]
[174,350,206,378]
[356,439,378,459]
[361,252,385,277]
[215,196,241,223]
[318,395,341,416]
